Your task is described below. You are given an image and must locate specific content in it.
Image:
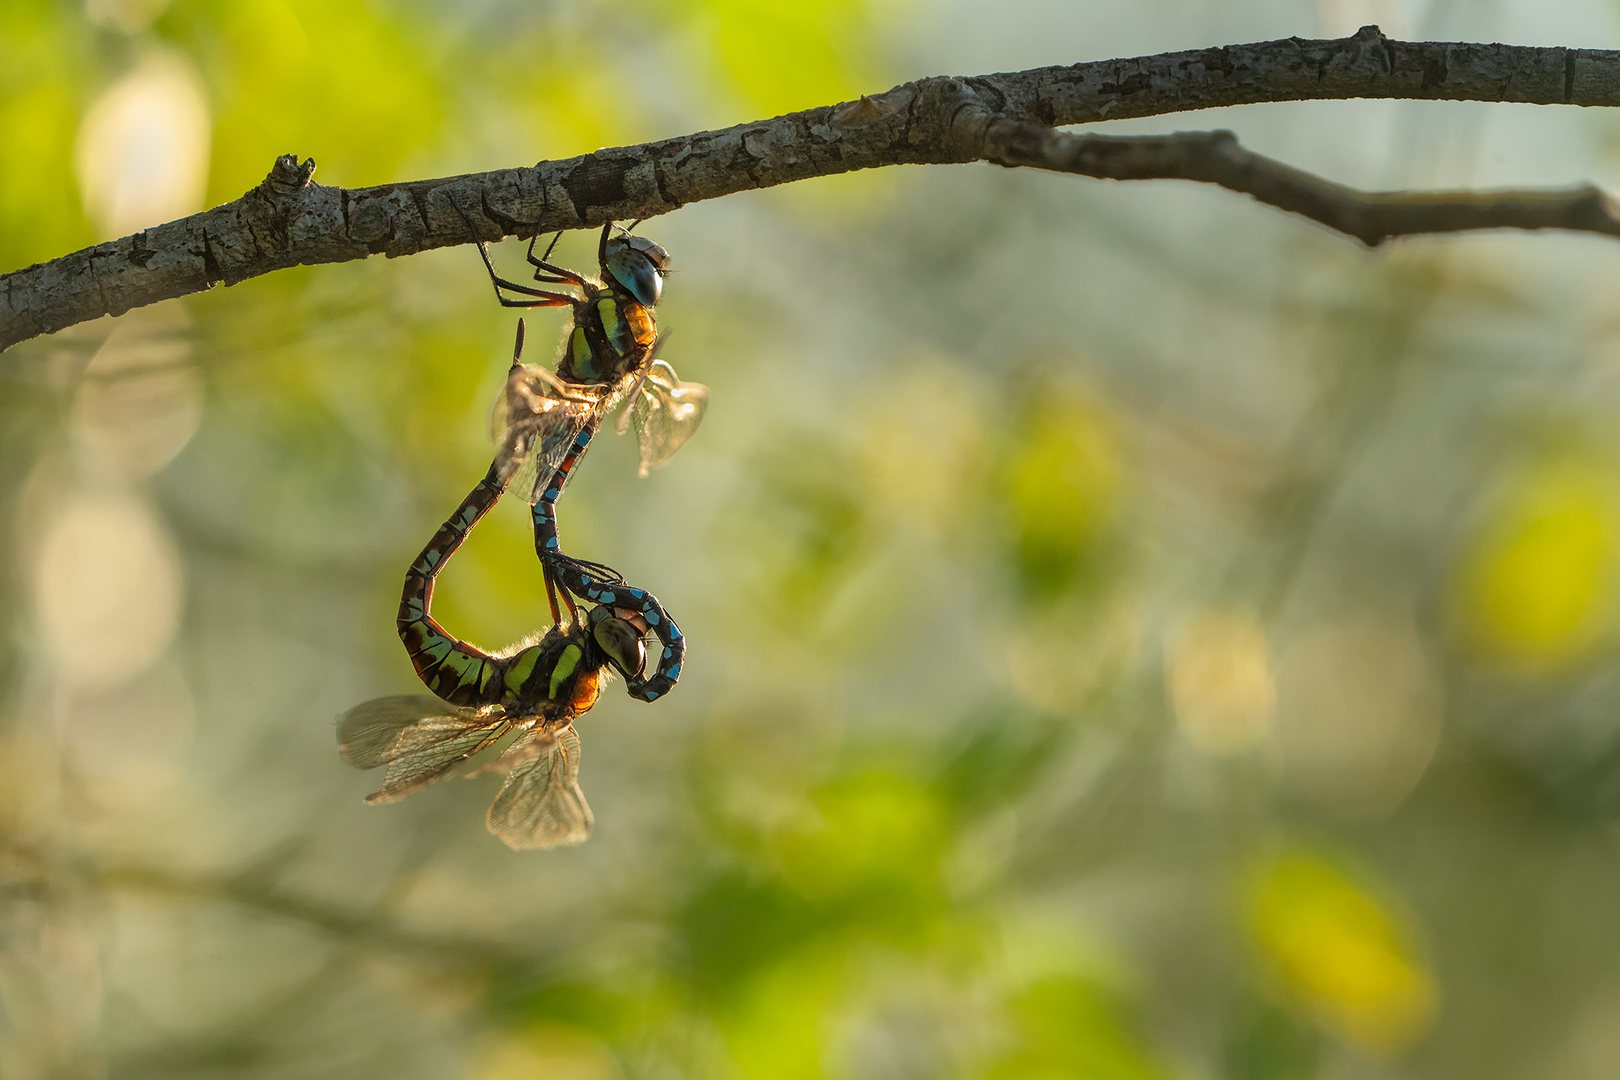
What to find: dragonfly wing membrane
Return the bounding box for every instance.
[493,364,599,503]
[485,725,594,850]
[337,695,476,768]
[630,360,709,477]
[366,715,511,805]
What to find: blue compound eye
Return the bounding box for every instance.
[604,236,668,307]
[592,615,647,679]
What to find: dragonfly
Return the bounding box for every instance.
[464,216,710,498]
[498,316,688,702]
[339,335,687,846]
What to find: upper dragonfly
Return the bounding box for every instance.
[467,219,709,500]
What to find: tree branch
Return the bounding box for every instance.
[7,24,1620,352]
[988,124,1620,246]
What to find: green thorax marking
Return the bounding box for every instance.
[560,294,655,385]
[504,646,544,700]
[548,643,583,701]
[567,326,599,381]
[596,298,624,356]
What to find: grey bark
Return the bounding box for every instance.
[6,24,1620,352]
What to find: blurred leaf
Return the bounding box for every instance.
[767,769,946,918]
[934,710,1065,819]
[985,974,1170,1080]
[721,949,846,1080]
[1454,456,1620,673]
[1222,996,1320,1080]
[490,980,644,1044]
[745,430,872,624]
[676,867,827,999]
[1001,389,1124,602]
[1243,849,1437,1057]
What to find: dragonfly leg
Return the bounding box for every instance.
[452,201,579,308]
[544,566,563,626]
[398,463,508,707]
[480,253,576,308]
[531,230,562,265]
[544,559,581,623]
[526,231,592,288]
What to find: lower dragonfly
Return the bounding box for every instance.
[338,331,686,848]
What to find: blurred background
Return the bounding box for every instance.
[5,0,1620,1077]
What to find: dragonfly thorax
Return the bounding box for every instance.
[497,608,647,718]
[499,619,610,718]
[560,295,657,384]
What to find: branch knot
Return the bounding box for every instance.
[262,155,317,199]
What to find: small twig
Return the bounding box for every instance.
[6,25,1620,351]
[987,123,1620,246]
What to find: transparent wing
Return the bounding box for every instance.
[484,725,594,850]
[628,359,709,478]
[337,694,511,805]
[492,363,603,503]
[336,695,478,768]
[368,716,512,805]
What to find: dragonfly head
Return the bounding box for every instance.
[603,231,669,308]
[588,605,648,681]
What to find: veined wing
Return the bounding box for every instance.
[493,363,604,504]
[336,695,511,805]
[484,724,593,850]
[626,359,708,477]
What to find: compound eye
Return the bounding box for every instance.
[607,253,662,307]
[593,616,647,678]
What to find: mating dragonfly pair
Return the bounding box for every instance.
[337,222,707,850]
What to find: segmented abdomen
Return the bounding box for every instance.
[530,423,687,702]
[397,464,507,707]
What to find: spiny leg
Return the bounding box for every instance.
[451,201,579,309]
[526,231,591,288]
[544,569,563,627]
[479,253,577,309]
